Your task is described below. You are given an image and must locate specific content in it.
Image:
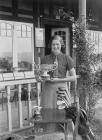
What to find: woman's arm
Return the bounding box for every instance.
[69,67,78,85]
[69,68,76,77]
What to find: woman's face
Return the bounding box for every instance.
[51,39,61,56]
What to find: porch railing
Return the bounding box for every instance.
[0,72,78,137]
[0,72,38,133]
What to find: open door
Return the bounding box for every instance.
[51,28,70,55]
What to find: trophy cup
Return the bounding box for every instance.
[34,64,58,80]
[40,64,57,79]
[32,106,42,120]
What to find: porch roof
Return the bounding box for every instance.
[0,0,102,30]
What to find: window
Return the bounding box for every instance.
[0,20,34,73]
[87,30,102,54]
[87,30,102,71]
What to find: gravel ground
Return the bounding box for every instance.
[91,106,102,140]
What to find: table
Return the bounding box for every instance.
[30,108,74,140]
[34,77,78,139]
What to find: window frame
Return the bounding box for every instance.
[0,20,34,73]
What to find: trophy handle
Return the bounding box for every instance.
[51,64,58,71]
[34,64,40,70]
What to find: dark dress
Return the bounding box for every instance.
[40,52,75,132]
[41,52,74,108]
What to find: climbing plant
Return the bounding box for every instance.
[73,17,100,119]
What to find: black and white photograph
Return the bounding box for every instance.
[0,0,102,140]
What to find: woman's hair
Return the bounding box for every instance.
[48,35,65,49]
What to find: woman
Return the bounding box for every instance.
[40,35,95,139]
[41,35,76,108]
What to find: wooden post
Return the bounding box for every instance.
[37,81,41,106]
[78,0,87,111]
[6,86,12,131]
[79,0,86,23]
[37,0,41,107]
[18,84,23,128]
[27,83,32,122]
[2,93,4,110]
[64,120,74,140]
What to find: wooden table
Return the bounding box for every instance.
[34,77,78,139]
[30,108,73,140]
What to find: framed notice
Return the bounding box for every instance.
[35,28,45,47]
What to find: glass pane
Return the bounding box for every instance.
[1,23,6,29]
[59,31,61,35]
[63,36,65,40]
[27,26,31,32]
[55,32,57,35]
[7,30,12,37]
[0,21,33,73]
[22,31,26,37]
[22,25,26,31]
[62,31,66,35]
[0,35,13,73]
[7,24,12,29]
[1,30,6,36]
[27,31,31,38]
[64,40,66,45]
[15,23,33,71]
[16,31,21,37]
[16,25,21,31]
[17,37,32,71]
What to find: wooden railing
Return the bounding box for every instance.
[0,71,37,133]
[0,72,79,137]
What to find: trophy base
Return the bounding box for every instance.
[41,75,50,80]
[33,114,42,120]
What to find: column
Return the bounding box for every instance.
[37,82,41,106]
[79,0,86,25]
[18,84,23,128]
[79,0,86,18]
[78,0,87,111]
[27,83,32,122]
[6,86,12,131]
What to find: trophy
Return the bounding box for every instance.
[34,64,58,80]
[32,106,42,120]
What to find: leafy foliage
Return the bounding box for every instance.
[73,18,100,119]
[73,19,93,87]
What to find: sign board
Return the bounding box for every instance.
[24,71,35,78]
[3,73,14,81]
[13,72,24,80]
[35,28,45,47]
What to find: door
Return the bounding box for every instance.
[51,28,70,55]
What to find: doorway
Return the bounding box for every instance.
[44,25,70,56]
